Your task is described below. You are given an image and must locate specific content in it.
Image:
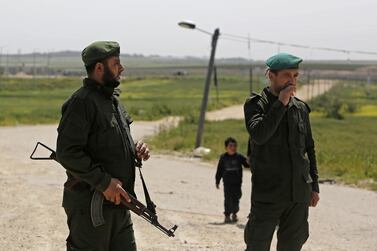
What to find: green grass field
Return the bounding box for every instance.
[150,81,377,190]
[0,76,264,125]
[0,78,79,125]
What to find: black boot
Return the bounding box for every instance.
[232,213,238,223]
[224,215,232,223]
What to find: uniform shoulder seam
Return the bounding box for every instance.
[294,97,311,113]
[244,92,262,104]
[72,86,98,101]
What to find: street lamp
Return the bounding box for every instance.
[178,20,195,29]
[178,20,220,149]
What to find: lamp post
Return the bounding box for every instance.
[0,46,6,81]
[178,20,220,149]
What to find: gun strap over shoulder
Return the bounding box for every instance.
[135,160,156,214]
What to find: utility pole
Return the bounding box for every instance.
[213,65,219,105]
[177,21,221,149]
[247,33,251,59]
[0,46,3,80]
[0,46,8,80]
[366,74,371,96]
[195,28,220,148]
[306,69,310,100]
[17,49,21,74]
[309,75,313,100]
[5,50,9,77]
[248,34,253,95]
[33,50,36,79]
[249,67,253,95]
[47,50,51,78]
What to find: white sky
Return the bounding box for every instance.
[1,0,377,60]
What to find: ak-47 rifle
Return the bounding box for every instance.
[30,142,178,237]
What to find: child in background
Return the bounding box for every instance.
[216,137,249,223]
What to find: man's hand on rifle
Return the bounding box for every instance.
[103,178,131,205]
[135,140,150,161]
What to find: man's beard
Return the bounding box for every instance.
[102,65,120,88]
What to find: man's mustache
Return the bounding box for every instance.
[284,81,295,87]
[277,82,296,93]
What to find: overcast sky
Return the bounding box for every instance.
[1,0,377,60]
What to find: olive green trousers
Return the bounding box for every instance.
[244,201,309,251]
[64,205,136,251]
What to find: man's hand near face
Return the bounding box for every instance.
[268,68,299,106]
[278,84,296,106]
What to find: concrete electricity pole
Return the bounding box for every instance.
[178,21,220,149]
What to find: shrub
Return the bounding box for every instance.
[323,98,344,120]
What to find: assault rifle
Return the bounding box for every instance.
[30,142,178,237]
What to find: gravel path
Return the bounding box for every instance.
[0,121,376,251]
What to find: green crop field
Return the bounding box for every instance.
[0,75,264,125]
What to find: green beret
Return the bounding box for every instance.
[81,41,120,66]
[266,53,303,71]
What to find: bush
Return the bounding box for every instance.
[324,98,344,120]
[183,112,199,124]
[345,102,358,113]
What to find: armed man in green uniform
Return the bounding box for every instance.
[56,41,150,251]
[243,53,320,251]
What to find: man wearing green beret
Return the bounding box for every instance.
[243,53,320,251]
[56,41,150,251]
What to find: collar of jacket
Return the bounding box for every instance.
[263,87,277,102]
[288,96,300,109]
[83,78,115,99]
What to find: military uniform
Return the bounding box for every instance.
[56,41,137,251]
[243,53,319,251]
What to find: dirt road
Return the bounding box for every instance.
[0,122,376,251]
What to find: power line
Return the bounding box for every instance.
[221,36,248,44]
[220,32,377,56]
